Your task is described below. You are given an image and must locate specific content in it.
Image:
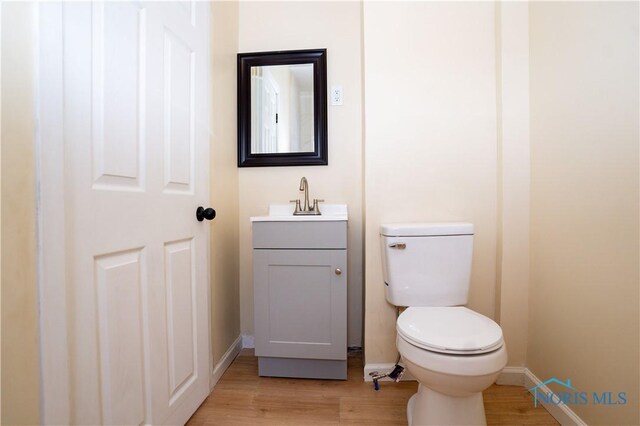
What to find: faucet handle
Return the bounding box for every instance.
[289,199,302,214]
[312,199,324,214]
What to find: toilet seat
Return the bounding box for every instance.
[397,307,503,355]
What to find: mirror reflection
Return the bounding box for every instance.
[250,64,314,154]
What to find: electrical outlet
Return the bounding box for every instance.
[331,85,344,106]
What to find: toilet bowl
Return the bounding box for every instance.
[396,306,507,425]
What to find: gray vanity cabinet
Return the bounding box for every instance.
[252,220,347,380]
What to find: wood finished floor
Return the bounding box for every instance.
[187,349,559,425]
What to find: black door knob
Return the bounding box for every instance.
[196,206,216,222]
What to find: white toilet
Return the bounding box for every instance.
[380,223,507,426]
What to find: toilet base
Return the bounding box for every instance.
[407,384,486,426]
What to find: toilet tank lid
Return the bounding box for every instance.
[380,222,474,237]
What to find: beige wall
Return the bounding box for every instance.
[210,0,241,366]
[363,1,499,363]
[528,2,639,425]
[0,2,41,424]
[496,1,531,368]
[237,1,364,347]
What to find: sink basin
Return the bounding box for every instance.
[251,204,348,222]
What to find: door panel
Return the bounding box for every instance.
[62,2,210,424]
[254,249,347,360]
[94,249,147,426]
[163,28,194,192]
[164,239,196,403]
[268,264,333,343]
[92,2,145,190]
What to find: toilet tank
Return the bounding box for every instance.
[380,223,474,307]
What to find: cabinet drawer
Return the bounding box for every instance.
[253,221,347,249]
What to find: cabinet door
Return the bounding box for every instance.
[254,249,347,360]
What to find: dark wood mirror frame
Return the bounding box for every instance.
[237,49,328,167]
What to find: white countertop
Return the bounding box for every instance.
[251,204,348,222]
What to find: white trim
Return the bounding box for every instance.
[362,363,586,426]
[36,3,71,424]
[363,363,416,382]
[524,369,587,426]
[210,335,242,391]
[363,364,526,386]
[496,366,526,386]
[242,334,255,349]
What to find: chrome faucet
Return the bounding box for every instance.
[290,177,323,215]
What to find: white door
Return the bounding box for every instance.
[261,71,279,152]
[62,2,210,424]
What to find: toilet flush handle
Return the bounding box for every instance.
[388,243,406,249]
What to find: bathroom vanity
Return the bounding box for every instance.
[251,204,347,379]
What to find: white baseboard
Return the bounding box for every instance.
[210,335,242,391]
[242,334,255,349]
[365,363,525,385]
[363,363,416,382]
[363,362,586,426]
[497,366,526,386]
[524,369,587,426]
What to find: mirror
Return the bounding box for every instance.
[250,64,314,154]
[238,49,327,167]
